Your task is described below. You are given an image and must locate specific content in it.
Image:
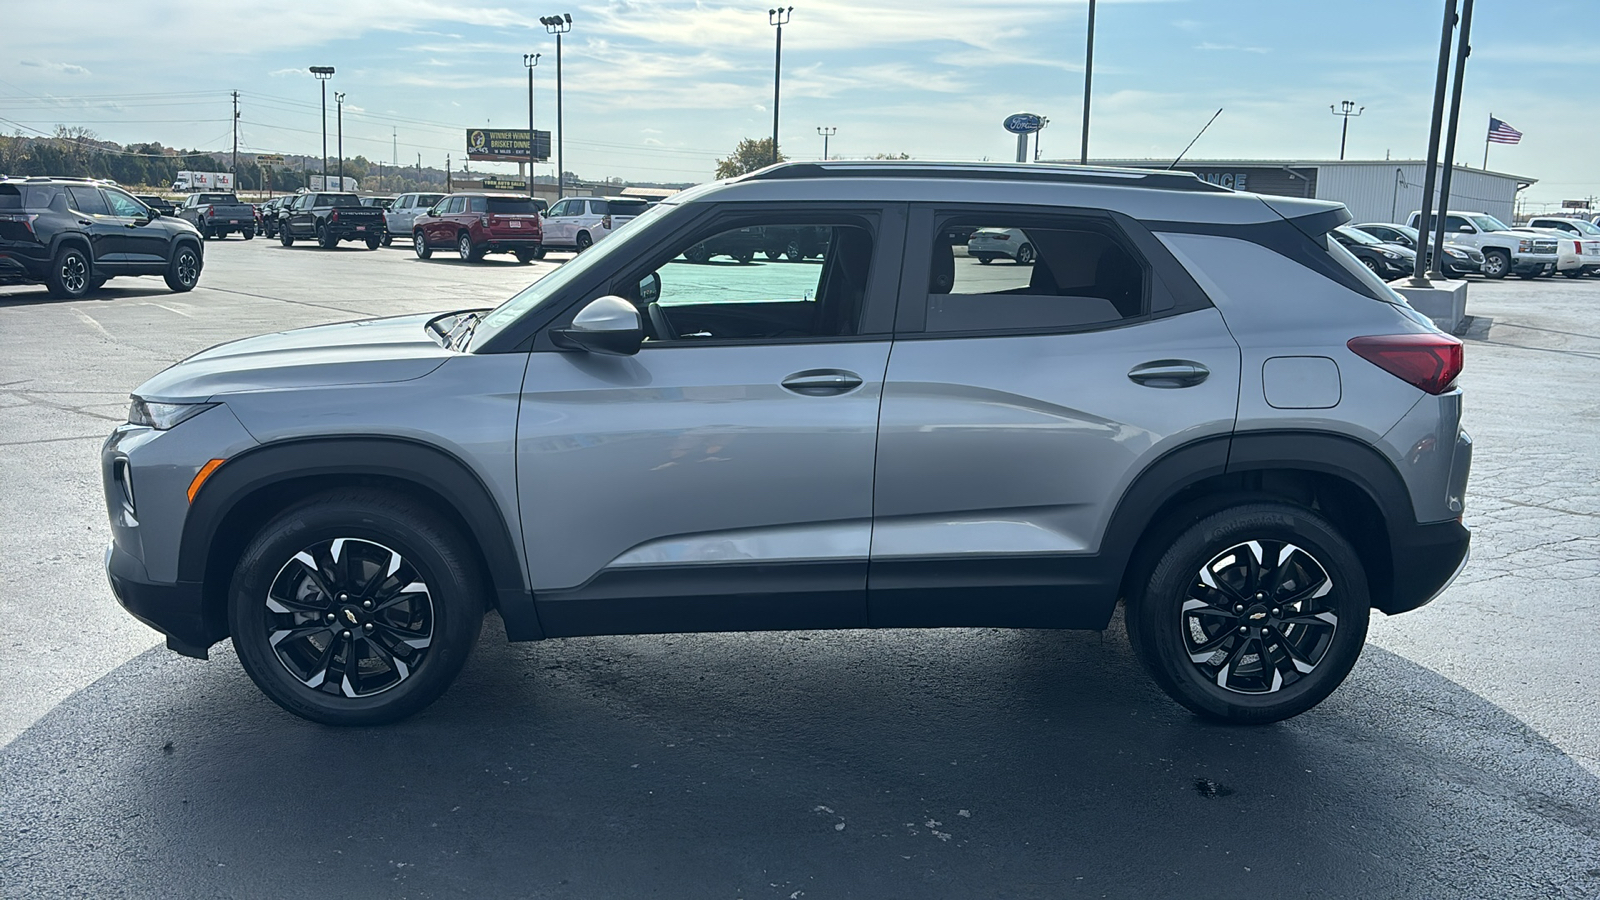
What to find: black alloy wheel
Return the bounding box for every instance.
[164,244,201,292]
[1127,502,1369,724]
[317,224,336,249]
[229,490,484,725]
[46,246,92,299]
[280,227,294,247]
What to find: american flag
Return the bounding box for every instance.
[1488,116,1523,145]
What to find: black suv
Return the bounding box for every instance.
[0,178,204,299]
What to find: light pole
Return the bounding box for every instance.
[1080,0,1095,165]
[334,91,345,187]
[1431,0,1475,279]
[816,126,836,160]
[309,66,334,184]
[524,53,541,199]
[1410,0,1458,285]
[769,7,793,166]
[540,14,572,198]
[1330,100,1364,160]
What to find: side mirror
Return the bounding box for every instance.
[1456,224,1476,234]
[638,272,661,304]
[553,296,644,356]
[146,207,160,219]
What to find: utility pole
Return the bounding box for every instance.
[769,7,793,165]
[541,14,572,197]
[1409,0,1457,286]
[231,91,239,185]
[447,154,452,193]
[1330,100,1364,160]
[817,126,836,160]
[524,52,541,199]
[1080,0,1096,165]
[392,128,397,186]
[417,152,421,186]
[334,92,345,188]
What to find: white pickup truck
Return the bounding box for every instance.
[1407,210,1567,279]
[1524,216,1600,277]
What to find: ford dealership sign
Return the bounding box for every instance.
[1003,113,1044,134]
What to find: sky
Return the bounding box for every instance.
[2,0,1595,210]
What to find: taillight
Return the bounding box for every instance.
[1576,240,1583,254]
[480,216,490,227]
[330,210,339,223]
[0,213,38,235]
[601,214,612,229]
[1347,334,1463,395]
[205,205,215,217]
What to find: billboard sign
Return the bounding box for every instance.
[256,154,286,166]
[1003,113,1044,134]
[467,129,551,163]
[481,178,527,191]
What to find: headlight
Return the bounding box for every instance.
[1518,239,1533,253]
[1444,247,1467,258]
[128,398,217,430]
[1382,250,1401,259]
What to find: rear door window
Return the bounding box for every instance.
[67,186,110,216]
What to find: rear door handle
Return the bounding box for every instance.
[782,369,864,396]
[1128,360,1210,388]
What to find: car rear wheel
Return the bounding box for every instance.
[1126,502,1370,724]
[575,231,593,252]
[1016,243,1036,265]
[458,231,484,262]
[228,489,485,726]
[414,230,432,259]
[46,245,92,299]
[382,232,393,247]
[317,224,336,249]
[513,246,536,264]
[764,248,783,261]
[163,244,201,292]
[242,228,254,241]
[366,236,382,250]
[1480,249,1509,279]
[684,243,710,264]
[734,248,755,264]
[786,240,804,262]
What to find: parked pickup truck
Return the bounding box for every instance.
[178,192,256,240]
[277,192,386,249]
[1407,210,1562,279]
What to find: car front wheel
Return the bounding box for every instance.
[1126,502,1370,724]
[1480,249,1509,279]
[228,489,485,726]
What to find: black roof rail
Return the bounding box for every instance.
[743,160,1232,193]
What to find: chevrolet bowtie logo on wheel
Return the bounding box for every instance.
[1250,611,1268,621]
[343,609,358,625]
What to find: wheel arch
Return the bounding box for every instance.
[180,437,541,644]
[1105,432,1416,617]
[48,232,93,262]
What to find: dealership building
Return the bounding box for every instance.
[1079,159,1535,225]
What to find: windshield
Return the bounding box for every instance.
[1472,215,1510,232]
[1391,224,1420,242]
[1558,218,1600,235]
[1335,225,1382,245]
[471,201,676,348]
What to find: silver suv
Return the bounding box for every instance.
[101,161,1472,726]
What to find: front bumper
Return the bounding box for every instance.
[105,541,220,658]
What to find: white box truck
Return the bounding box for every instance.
[169,171,235,192]
[309,175,359,192]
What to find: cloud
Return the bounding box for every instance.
[1195,42,1268,54]
[20,59,91,75]
[267,67,308,78]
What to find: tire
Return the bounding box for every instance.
[684,243,710,264]
[382,232,393,247]
[1125,502,1370,724]
[163,243,201,292]
[785,240,804,262]
[317,224,336,249]
[198,220,211,240]
[1516,268,1540,281]
[87,274,109,292]
[765,248,783,261]
[227,488,485,726]
[46,245,92,299]
[575,231,593,252]
[366,236,382,250]
[976,255,993,265]
[1562,267,1585,279]
[513,247,534,264]
[734,248,755,264]
[533,246,547,260]
[414,230,432,259]
[1016,243,1036,265]
[1480,249,1510,279]
[458,231,482,262]
[280,228,294,247]
[242,228,254,241]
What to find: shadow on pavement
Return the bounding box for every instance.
[3,615,1598,899]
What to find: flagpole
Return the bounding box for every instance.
[1483,113,1491,169]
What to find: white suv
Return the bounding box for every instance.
[1524,216,1600,277]
[540,196,651,252]
[383,192,446,245]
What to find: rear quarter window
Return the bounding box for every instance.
[487,197,539,214]
[0,185,22,209]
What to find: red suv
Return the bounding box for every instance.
[413,193,544,263]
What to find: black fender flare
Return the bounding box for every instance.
[180,436,542,641]
[47,232,93,263]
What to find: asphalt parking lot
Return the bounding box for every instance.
[2,237,1598,898]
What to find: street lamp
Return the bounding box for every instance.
[524,53,541,199]
[309,66,334,183]
[1330,100,1364,160]
[334,91,345,187]
[769,7,793,166]
[816,126,836,160]
[540,13,572,198]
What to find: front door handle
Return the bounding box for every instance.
[1128,360,1210,389]
[782,369,864,396]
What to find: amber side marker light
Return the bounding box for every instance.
[187,459,226,503]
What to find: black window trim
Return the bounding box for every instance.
[893,203,1212,340]
[505,200,909,354]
